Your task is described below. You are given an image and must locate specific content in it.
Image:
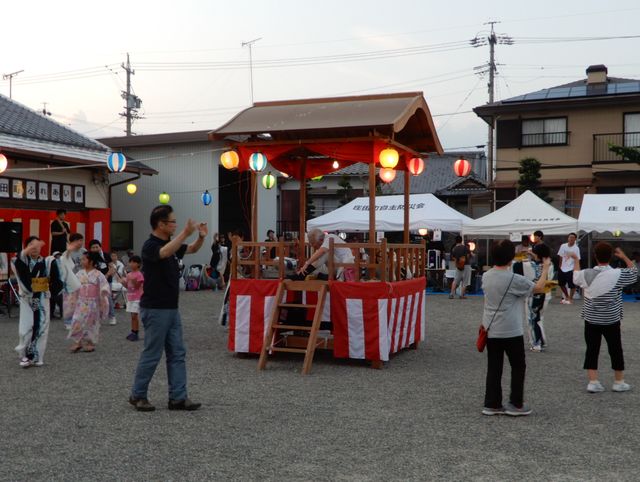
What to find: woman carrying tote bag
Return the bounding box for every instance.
[481,240,550,417]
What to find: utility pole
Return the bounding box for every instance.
[242,37,262,105]
[2,70,24,99]
[472,22,513,185]
[119,53,143,136]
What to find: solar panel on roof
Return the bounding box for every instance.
[546,88,571,99]
[568,86,586,97]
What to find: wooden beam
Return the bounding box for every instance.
[250,170,257,242]
[299,159,307,265]
[404,171,410,243]
[368,161,376,277]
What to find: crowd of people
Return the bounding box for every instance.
[10,205,209,412]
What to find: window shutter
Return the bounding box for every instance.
[496,119,521,148]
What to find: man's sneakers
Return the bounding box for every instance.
[482,403,531,416]
[126,331,139,342]
[530,344,543,353]
[168,398,202,411]
[129,397,156,412]
[504,402,532,416]
[109,316,117,326]
[613,381,631,392]
[482,406,505,416]
[19,357,33,368]
[587,380,605,393]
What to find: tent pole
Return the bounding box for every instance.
[369,161,376,278]
[587,232,592,268]
[299,159,307,265]
[404,171,410,244]
[251,170,258,242]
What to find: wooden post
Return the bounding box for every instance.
[368,161,376,278]
[403,169,410,244]
[299,159,307,265]
[250,170,258,243]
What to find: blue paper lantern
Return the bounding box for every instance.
[201,190,212,206]
[107,152,127,172]
[249,152,267,172]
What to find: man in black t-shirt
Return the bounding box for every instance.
[129,204,208,412]
[50,209,70,255]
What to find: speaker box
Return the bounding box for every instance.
[0,222,23,252]
[427,249,440,269]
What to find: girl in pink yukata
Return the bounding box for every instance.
[66,252,111,353]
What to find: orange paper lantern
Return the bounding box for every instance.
[379,168,396,183]
[407,157,425,176]
[220,150,239,170]
[379,148,399,169]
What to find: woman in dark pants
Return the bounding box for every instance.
[481,240,550,417]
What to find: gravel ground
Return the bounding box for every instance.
[1,289,640,481]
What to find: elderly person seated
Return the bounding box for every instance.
[296,229,356,281]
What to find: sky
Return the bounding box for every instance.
[2,0,640,150]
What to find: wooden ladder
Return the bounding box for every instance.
[258,280,328,375]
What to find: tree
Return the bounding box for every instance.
[608,143,640,164]
[337,175,353,206]
[517,157,552,203]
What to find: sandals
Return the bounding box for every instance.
[69,343,82,353]
[82,344,96,352]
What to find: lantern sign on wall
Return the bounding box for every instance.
[468,241,477,252]
[159,192,171,204]
[0,153,7,174]
[107,152,127,173]
[379,168,396,183]
[453,158,472,177]
[126,183,137,195]
[418,228,428,236]
[202,190,212,206]
[220,150,240,170]
[262,171,276,189]
[379,147,399,169]
[249,152,267,172]
[407,157,425,176]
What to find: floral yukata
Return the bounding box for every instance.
[66,269,110,345]
[12,252,61,366]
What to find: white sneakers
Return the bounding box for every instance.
[587,380,631,393]
[560,298,573,305]
[109,317,117,326]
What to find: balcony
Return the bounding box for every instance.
[593,132,640,170]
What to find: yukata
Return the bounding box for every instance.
[11,252,60,365]
[58,250,81,328]
[522,260,555,351]
[66,269,110,345]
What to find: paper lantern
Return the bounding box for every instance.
[332,160,340,169]
[613,229,622,237]
[249,152,267,172]
[262,171,276,189]
[126,183,137,195]
[220,150,239,170]
[280,171,290,178]
[0,153,7,174]
[418,228,428,236]
[379,147,399,169]
[159,192,170,204]
[379,168,396,183]
[201,190,212,206]
[338,232,347,240]
[453,158,471,177]
[407,157,425,176]
[468,241,476,252]
[311,175,323,181]
[107,152,127,172]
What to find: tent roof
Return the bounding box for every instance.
[578,194,640,234]
[463,190,578,237]
[307,193,471,232]
[210,92,443,154]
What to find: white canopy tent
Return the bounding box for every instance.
[462,190,579,238]
[307,193,472,232]
[578,193,640,234]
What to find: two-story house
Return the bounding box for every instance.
[474,64,640,215]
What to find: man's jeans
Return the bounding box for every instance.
[131,308,188,401]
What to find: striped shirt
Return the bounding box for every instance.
[573,266,637,325]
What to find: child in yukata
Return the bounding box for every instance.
[66,252,111,353]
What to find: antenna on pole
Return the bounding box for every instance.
[241,37,262,105]
[2,70,24,99]
[119,53,143,136]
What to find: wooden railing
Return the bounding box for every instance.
[231,237,425,282]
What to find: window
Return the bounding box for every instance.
[521,117,567,146]
[624,113,640,147]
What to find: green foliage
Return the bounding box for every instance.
[517,157,552,203]
[337,175,353,206]
[608,143,640,164]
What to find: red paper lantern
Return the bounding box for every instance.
[453,158,471,177]
[407,157,425,176]
[379,168,396,183]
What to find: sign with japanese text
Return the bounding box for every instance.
[0,178,84,207]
